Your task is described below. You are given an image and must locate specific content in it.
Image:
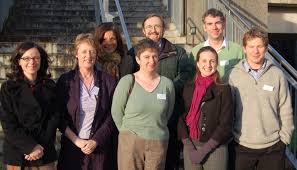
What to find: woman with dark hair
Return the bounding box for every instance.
[178,46,233,170]
[57,33,117,170]
[0,42,60,169]
[94,22,133,79]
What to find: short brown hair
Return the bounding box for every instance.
[243,27,268,47]
[142,13,165,28]
[202,8,225,23]
[134,38,159,58]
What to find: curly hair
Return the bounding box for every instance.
[94,22,125,57]
[7,42,51,80]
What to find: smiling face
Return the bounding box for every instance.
[244,37,267,69]
[136,48,158,73]
[142,16,164,42]
[203,15,225,41]
[197,50,218,77]
[18,47,41,80]
[76,42,97,69]
[101,30,117,54]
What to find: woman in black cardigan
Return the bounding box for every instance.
[0,42,60,169]
[178,46,233,170]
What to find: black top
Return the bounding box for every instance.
[0,78,60,166]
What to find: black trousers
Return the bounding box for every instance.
[231,141,286,170]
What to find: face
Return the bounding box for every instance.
[197,51,218,77]
[76,42,97,69]
[203,16,225,40]
[244,37,267,69]
[136,48,158,73]
[101,30,117,54]
[142,16,164,42]
[18,47,41,79]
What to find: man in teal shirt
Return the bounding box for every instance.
[190,8,244,78]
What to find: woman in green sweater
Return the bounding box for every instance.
[111,39,175,170]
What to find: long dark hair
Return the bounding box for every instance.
[7,42,51,80]
[94,22,125,57]
[195,46,221,84]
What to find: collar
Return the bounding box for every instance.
[204,38,227,53]
[242,58,267,73]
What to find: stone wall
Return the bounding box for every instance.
[230,0,267,27]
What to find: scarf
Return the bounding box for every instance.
[186,73,215,139]
[97,52,121,79]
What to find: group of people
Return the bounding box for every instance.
[0,8,294,170]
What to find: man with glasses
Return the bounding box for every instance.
[128,13,194,170]
[190,8,244,79]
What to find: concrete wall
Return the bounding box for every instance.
[0,0,14,32]
[185,0,205,45]
[230,0,267,27]
[269,8,297,33]
[170,0,184,35]
[269,0,297,3]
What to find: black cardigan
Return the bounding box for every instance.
[0,78,60,166]
[178,81,234,144]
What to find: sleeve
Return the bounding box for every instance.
[238,46,245,60]
[210,85,234,144]
[173,47,196,94]
[56,75,70,133]
[111,75,132,130]
[37,83,61,146]
[166,80,175,120]
[0,82,37,154]
[91,76,117,147]
[177,96,190,140]
[278,73,294,145]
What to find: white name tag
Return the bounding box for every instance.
[220,60,229,66]
[92,86,100,95]
[262,84,274,92]
[157,93,166,100]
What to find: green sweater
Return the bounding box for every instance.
[111,75,175,140]
[190,41,244,78]
[227,59,294,149]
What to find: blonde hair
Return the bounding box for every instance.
[74,33,98,55]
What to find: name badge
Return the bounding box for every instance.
[92,86,100,95]
[262,84,274,92]
[220,60,229,66]
[157,93,166,100]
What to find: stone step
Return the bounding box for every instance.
[113,1,161,7]
[0,34,79,42]
[15,3,95,10]
[14,22,92,30]
[15,9,95,17]
[16,0,94,5]
[18,17,94,24]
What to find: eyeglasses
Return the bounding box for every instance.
[20,57,41,62]
[144,25,163,30]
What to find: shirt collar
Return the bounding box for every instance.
[204,38,227,53]
[242,58,267,73]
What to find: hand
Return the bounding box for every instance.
[189,148,207,164]
[24,144,44,161]
[81,140,97,155]
[74,138,88,149]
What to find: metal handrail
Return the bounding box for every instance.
[97,0,132,50]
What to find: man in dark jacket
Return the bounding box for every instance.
[128,13,194,170]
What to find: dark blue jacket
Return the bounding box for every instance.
[57,68,117,170]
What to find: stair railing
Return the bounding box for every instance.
[204,0,297,168]
[96,0,132,50]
